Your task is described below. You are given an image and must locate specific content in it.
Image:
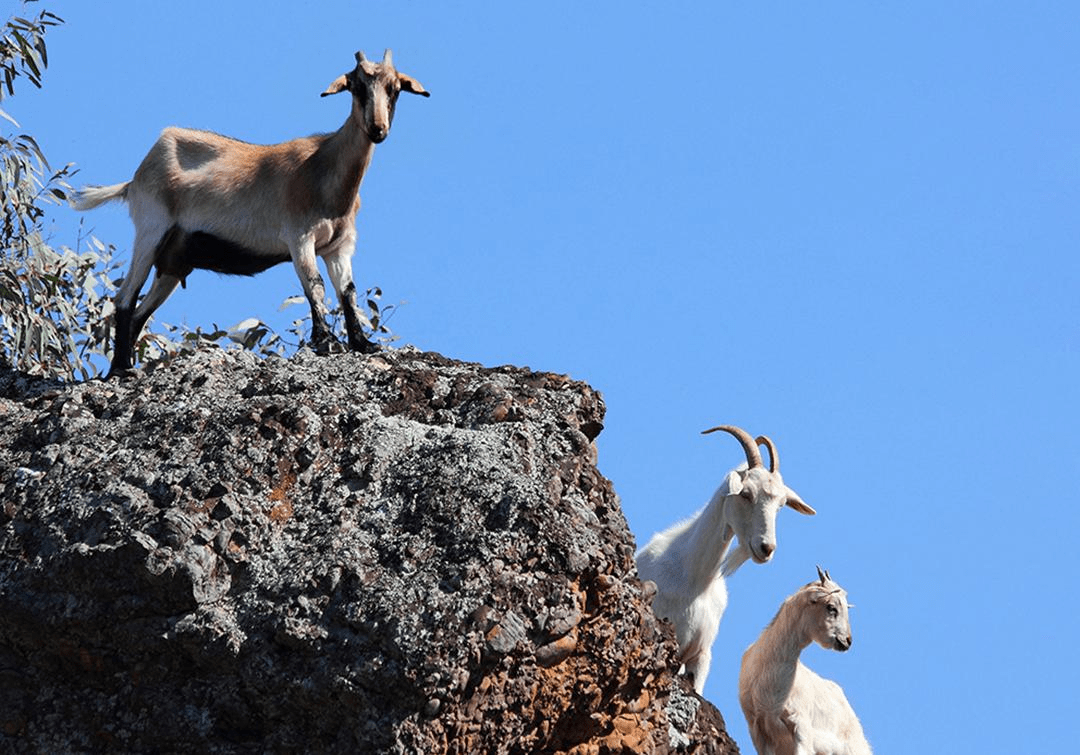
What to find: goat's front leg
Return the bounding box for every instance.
[682,646,711,695]
[324,249,378,354]
[291,238,342,354]
[720,543,753,577]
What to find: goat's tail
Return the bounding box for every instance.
[72,182,129,211]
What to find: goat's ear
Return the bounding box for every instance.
[398,73,430,97]
[724,469,745,498]
[785,489,816,516]
[321,74,350,97]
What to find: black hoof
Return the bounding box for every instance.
[313,337,345,356]
[349,338,381,355]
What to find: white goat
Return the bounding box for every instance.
[74,49,429,376]
[739,567,872,755]
[635,425,814,693]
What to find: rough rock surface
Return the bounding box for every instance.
[0,348,738,754]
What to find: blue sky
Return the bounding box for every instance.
[11,1,1080,751]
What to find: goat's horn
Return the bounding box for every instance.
[382,49,393,66]
[755,435,779,474]
[816,565,829,584]
[702,425,763,469]
[355,50,368,64]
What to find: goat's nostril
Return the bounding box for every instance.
[760,543,775,558]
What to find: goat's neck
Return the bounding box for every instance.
[318,111,376,205]
[683,494,736,588]
[753,596,813,706]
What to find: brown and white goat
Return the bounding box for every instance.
[75,49,429,376]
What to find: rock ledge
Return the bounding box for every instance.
[0,348,737,754]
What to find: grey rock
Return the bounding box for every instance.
[0,348,738,754]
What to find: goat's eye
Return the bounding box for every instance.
[827,605,838,617]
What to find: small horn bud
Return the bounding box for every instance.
[382,49,393,66]
[816,565,829,585]
[355,50,367,63]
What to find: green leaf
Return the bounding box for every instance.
[17,133,49,169]
[279,294,306,311]
[0,106,19,127]
[231,316,261,332]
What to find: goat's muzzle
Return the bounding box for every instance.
[750,541,775,564]
[834,635,852,652]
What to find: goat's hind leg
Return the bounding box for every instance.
[130,272,184,350]
[130,227,191,343]
[109,226,171,377]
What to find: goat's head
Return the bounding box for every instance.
[805,566,853,652]
[703,424,815,564]
[321,49,429,143]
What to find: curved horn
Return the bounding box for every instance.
[701,425,763,469]
[816,565,830,585]
[382,49,393,66]
[755,435,779,474]
[355,50,368,64]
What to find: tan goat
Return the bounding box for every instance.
[739,568,872,755]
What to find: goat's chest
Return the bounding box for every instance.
[686,578,728,633]
[310,216,357,256]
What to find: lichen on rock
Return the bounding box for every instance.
[0,348,738,753]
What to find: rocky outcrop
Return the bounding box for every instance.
[0,348,738,754]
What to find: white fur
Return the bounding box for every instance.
[739,569,872,755]
[635,425,814,693]
[74,49,428,375]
